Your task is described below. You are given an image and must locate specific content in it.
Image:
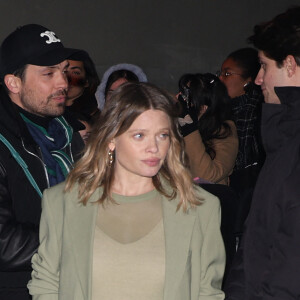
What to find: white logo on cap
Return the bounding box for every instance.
[40,31,61,44]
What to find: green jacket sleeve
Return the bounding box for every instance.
[27,188,62,300]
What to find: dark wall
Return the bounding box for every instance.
[0,0,298,93]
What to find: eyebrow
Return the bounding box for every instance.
[127,129,147,133]
[69,66,82,70]
[127,127,170,132]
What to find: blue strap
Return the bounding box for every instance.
[0,133,43,198]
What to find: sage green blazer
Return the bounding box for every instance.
[28,181,225,300]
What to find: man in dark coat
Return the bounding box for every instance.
[224,6,300,300]
[0,24,84,299]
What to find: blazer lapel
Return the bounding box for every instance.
[162,197,196,300]
[64,186,101,300]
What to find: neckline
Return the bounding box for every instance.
[111,189,159,203]
[95,218,164,246]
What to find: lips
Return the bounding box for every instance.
[52,96,66,103]
[142,158,160,167]
[51,90,67,103]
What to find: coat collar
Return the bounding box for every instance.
[162,197,196,299]
[274,86,300,106]
[64,184,196,300]
[261,86,300,153]
[63,185,101,299]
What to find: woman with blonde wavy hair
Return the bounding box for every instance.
[28,82,225,300]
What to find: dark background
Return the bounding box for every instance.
[0,1,298,93]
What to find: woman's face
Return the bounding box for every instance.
[219,58,250,98]
[66,60,88,105]
[109,109,171,182]
[79,120,92,144]
[106,78,128,102]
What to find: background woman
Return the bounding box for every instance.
[219,47,265,175]
[218,48,265,242]
[95,63,147,110]
[28,82,225,300]
[177,73,238,185]
[65,50,100,119]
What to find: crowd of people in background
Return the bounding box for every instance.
[0,5,300,300]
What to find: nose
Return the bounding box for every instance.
[146,136,159,153]
[255,69,263,86]
[57,70,68,90]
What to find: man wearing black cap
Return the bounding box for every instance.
[0,24,84,299]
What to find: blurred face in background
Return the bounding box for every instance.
[79,120,92,144]
[66,60,88,105]
[105,78,128,102]
[219,58,250,98]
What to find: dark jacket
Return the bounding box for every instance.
[224,87,300,300]
[0,89,84,299]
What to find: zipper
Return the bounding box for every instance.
[68,142,74,164]
[21,138,50,188]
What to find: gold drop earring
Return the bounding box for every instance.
[108,149,114,166]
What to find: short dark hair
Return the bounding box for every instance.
[13,64,28,81]
[248,6,300,67]
[227,48,260,81]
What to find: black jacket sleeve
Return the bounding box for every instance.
[0,163,39,272]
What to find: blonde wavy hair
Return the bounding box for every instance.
[65,82,201,211]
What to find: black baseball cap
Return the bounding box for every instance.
[0,24,81,78]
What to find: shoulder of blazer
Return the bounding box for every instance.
[43,182,103,204]
[43,181,67,199]
[160,179,220,218]
[194,184,220,206]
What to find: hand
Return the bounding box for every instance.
[177,93,198,137]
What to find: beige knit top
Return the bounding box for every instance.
[92,189,165,300]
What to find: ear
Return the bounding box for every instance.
[284,55,297,77]
[198,105,208,119]
[108,139,115,151]
[4,74,22,94]
[202,105,208,114]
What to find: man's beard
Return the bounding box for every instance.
[20,88,67,118]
